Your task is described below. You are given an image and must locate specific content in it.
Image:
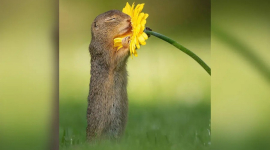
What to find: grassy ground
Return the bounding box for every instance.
[59,99,210,150]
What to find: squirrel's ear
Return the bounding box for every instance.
[94,22,98,28]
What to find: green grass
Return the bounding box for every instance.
[60,99,210,150]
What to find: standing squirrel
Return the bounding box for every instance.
[86,10,132,141]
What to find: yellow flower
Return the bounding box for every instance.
[114,2,149,57]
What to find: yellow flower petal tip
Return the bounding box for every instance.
[113,2,149,57]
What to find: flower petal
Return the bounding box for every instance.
[138,35,145,44]
[134,4,144,20]
[141,20,146,26]
[143,13,149,20]
[117,46,123,51]
[135,24,141,35]
[114,38,123,48]
[142,32,148,40]
[131,3,135,17]
[137,13,144,25]
[140,24,145,33]
[134,50,138,57]
[122,2,131,15]
[135,38,140,49]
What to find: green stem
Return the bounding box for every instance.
[145,30,211,75]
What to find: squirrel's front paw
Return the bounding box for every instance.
[122,36,130,49]
[115,36,130,61]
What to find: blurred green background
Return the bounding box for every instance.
[0,0,56,150]
[211,1,270,149]
[60,0,210,149]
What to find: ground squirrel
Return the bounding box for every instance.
[86,10,132,141]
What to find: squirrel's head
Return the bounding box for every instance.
[90,10,132,70]
[91,10,131,43]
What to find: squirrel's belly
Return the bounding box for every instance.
[106,100,126,138]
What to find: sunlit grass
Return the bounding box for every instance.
[60,100,210,150]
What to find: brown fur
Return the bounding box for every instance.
[86,10,131,141]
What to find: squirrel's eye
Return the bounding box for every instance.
[105,17,116,21]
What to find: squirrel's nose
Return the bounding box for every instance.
[127,18,131,22]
